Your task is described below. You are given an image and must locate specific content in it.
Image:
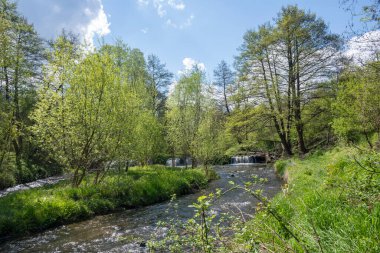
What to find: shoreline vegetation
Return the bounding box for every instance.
[242,147,380,252]
[0,166,215,240]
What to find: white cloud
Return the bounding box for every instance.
[345,30,380,64]
[168,0,185,10]
[137,0,192,28]
[141,28,149,34]
[153,0,167,17]
[18,0,111,49]
[178,57,206,75]
[166,14,194,29]
[144,0,186,16]
[81,2,111,49]
[52,4,61,14]
[137,0,149,6]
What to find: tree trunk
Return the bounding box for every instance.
[223,80,230,114]
[294,39,308,154]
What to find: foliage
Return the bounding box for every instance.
[167,68,205,166]
[0,0,48,184]
[236,6,342,155]
[333,62,380,148]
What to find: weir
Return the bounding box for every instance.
[230,155,267,165]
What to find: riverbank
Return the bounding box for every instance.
[0,166,213,239]
[243,147,380,252]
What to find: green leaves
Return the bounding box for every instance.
[30,38,163,186]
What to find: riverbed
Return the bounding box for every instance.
[0,165,282,252]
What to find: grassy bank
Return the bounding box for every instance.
[240,147,380,252]
[0,166,211,238]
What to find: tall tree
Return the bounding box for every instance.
[0,0,44,177]
[238,24,294,156]
[237,6,341,155]
[167,67,205,167]
[213,60,234,114]
[146,54,173,117]
[31,40,140,187]
[276,6,341,154]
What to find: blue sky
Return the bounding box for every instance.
[17,0,371,80]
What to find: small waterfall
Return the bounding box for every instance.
[231,155,266,165]
[166,157,192,167]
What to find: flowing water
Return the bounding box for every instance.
[0,176,65,198]
[0,165,282,253]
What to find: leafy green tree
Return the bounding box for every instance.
[131,112,165,165]
[237,6,341,156]
[276,6,341,154]
[167,68,205,167]
[237,24,294,156]
[193,98,224,172]
[333,61,380,148]
[0,0,44,181]
[31,40,139,186]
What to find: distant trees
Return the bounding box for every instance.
[166,67,224,168]
[146,54,173,118]
[166,68,204,167]
[213,60,234,114]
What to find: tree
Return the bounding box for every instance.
[237,6,341,156]
[193,102,223,174]
[0,0,44,179]
[237,24,294,156]
[333,61,380,148]
[167,67,205,167]
[31,40,139,187]
[146,54,173,118]
[131,112,165,165]
[275,6,341,154]
[213,60,234,114]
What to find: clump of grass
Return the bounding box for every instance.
[274,159,289,176]
[0,166,210,238]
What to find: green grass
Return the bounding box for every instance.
[0,165,210,238]
[240,147,380,252]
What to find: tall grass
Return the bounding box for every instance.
[240,147,380,252]
[0,166,209,238]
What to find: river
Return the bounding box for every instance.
[0,165,282,253]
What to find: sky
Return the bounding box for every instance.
[16,0,377,80]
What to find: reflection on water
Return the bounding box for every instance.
[0,165,282,253]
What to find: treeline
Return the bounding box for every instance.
[1,0,379,189]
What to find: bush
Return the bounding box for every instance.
[0,172,15,189]
[274,159,289,177]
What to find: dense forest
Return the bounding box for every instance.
[0,0,379,252]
